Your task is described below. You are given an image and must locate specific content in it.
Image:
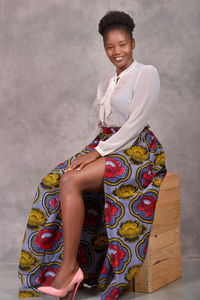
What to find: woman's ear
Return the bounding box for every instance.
[132,38,135,49]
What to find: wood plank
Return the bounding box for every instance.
[156,188,180,205]
[151,216,180,234]
[127,173,182,292]
[149,228,181,253]
[160,173,180,190]
[134,255,182,292]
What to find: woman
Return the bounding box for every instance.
[18,10,167,300]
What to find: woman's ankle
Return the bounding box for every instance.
[61,260,79,274]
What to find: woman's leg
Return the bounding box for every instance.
[50,156,106,290]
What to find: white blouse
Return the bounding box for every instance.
[92,59,160,157]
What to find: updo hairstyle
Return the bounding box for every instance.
[98,10,135,40]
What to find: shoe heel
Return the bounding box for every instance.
[71,281,81,300]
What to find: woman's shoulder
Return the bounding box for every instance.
[136,60,159,74]
[134,61,160,90]
[136,61,159,79]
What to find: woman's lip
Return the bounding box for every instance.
[113,56,125,62]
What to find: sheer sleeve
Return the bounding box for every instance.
[93,119,103,137]
[94,65,160,157]
[90,81,104,140]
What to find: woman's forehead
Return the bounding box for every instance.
[104,29,130,43]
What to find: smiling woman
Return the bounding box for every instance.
[104,29,135,76]
[18,10,167,300]
[100,13,135,76]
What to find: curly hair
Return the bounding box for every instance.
[98,10,135,40]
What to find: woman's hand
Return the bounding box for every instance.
[64,149,101,172]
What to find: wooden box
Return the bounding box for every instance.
[126,173,182,292]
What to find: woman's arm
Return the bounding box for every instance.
[94,65,160,157]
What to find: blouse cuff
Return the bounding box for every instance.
[94,145,105,157]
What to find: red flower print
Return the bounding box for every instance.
[105,200,118,223]
[35,229,62,250]
[144,240,149,254]
[100,263,107,274]
[138,195,156,218]
[105,158,125,178]
[143,166,156,187]
[84,205,101,227]
[57,162,65,167]
[50,196,59,208]
[85,139,100,149]
[37,267,58,285]
[109,244,125,268]
[105,288,119,300]
[149,134,156,149]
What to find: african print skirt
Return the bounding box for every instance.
[18,124,167,299]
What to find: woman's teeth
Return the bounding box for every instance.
[115,57,124,62]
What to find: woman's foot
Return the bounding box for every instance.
[38,266,84,298]
[50,262,80,290]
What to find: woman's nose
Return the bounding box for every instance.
[113,46,121,55]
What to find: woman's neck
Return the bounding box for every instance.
[116,58,134,76]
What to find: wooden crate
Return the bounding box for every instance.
[126,173,182,292]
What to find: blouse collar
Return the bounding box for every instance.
[113,59,137,81]
[94,59,138,125]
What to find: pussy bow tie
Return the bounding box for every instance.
[95,60,137,124]
[97,75,119,123]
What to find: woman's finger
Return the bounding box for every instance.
[69,161,78,168]
[64,156,89,172]
[64,164,75,172]
[69,160,82,170]
[77,163,83,170]
[78,160,90,170]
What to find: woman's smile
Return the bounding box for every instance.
[104,28,135,75]
[114,56,125,62]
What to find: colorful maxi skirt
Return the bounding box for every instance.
[18,124,167,299]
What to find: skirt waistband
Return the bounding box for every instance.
[102,124,150,135]
[103,127,121,134]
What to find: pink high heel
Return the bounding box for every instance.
[37,267,84,299]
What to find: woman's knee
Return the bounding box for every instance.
[59,171,78,191]
[59,157,106,193]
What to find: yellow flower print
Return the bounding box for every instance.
[124,146,150,164]
[118,220,147,242]
[97,281,107,291]
[125,264,141,281]
[33,187,41,204]
[19,290,39,297]
[59,251,64,261]
[27,208,47,230]
[18,272,25,285]
[113,184,138,199]
[153,176,162,187]
[41,172,61,190]
[92,234,108,253]
[58,211,62,221]
[22,231,27,244]
[19,250,40,272]
[154,152,165,167]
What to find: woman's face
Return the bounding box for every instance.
[103,28,135,76]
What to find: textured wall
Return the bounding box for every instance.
[0,0,199,263]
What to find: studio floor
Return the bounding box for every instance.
[0,257,199,300]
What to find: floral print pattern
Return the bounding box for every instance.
[18,125,167,299]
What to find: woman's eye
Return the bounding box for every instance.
[107,46,113,49]
[120,43,126,47]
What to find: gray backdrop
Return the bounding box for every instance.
[1,0,199,263]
